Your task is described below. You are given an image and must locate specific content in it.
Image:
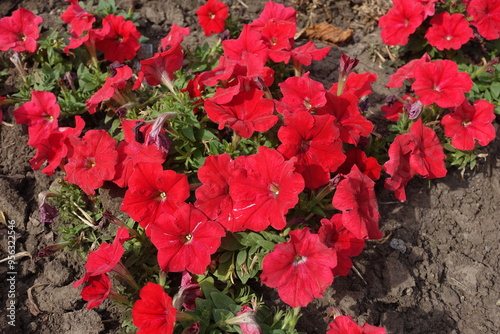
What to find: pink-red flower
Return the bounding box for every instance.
[64,129,118,195]
[95,14,141,62]
[132,282,177,334]
[160,24,190,50]
[378,0,425,46]
[327,315,386,334]
[261,228,337,307]
[134,44,184,88]
[61,0,95,37]
[121,162,189,232]
[386,53,431,88]
[336,148,382,181]
[277,72,327,113]
[412,60,473,108]
[80,274,112,309]
[229,147,305,231]
[150,204,226,274]
[332,165,382,240]
[319,214,365,277]
[86,65,133,114]
[441,99,496,150]
[196,0,229,36]
[205,88,277,139]
[195,154,239,231]
[467,0,500,40]
[425,12,473,51]
[277,111,345,189]
[0,8,43,53]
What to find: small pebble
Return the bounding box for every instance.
[389,238,407,254]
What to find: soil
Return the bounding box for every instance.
[0,0,499,334]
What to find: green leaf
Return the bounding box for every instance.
[236,249,247,266]
[209,292,236,311]
[220,234,242,251]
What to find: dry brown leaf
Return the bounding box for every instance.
[27,283,50,316]
[302,22,353,46]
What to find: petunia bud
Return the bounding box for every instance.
[37,241,71,257]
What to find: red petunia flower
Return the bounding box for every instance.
[222,25,268,68]
[150,204,226,274]
[336,148,382,181]
[0,8,43,53]
[30,116,85,176]
[229,147,305,231]
[64,129,118,195]
[205,88,277,139]
[112,120,167,188]
[80,274,111,309]
[383,135,415,202]
[378,0,425,46]
[317,92,373,145]
[425,12,473,51]
[13,91,60,147]
[407,118,447,179]
[332,165,382,240]
[261,228,337,308]
[132,282,177,334]
[441,99,496,150]
[261,20,296,63]
[195,154,240,231]
[95,14,141,62]
[250,1,297,30]
[277,72,327,113]
[86,65,133,114]
[160,24,190,51]
[134,44,184,89]
[327,315,387,334]
[467,0,500,40]
[61,0,95,37]
[277,111,345,189]
[386,53,431,88]
[412,60,473,108]
[196,0,229,36]
[290,41,331,66]
[319,214,365,277]
[384,119,447,201]
[330,72,377,99]
[121,162,189,232]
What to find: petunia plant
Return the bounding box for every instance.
[1,0,498,333]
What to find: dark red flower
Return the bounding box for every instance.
[172,271,202,311]
[64,130,118,195]
[277,111,345,189]
[205,88,277,139]
[150,204,225,274]
[332,165,382,240]
[277,72,327,113]
[412,60,473,108]
[0,8,43,53]
[467,0,500,40]
[425,12,473,51]
[195,154,240,231]
[319,214,365,277]
[132,282,177,334]
[441,99,496,150]
[327,315,387,334]
[378,0,425,46]
[121,162,189,232]
[95,14,141,62]
[229,147,305,231]
[196,0,229,36]
[261,228,337,307]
